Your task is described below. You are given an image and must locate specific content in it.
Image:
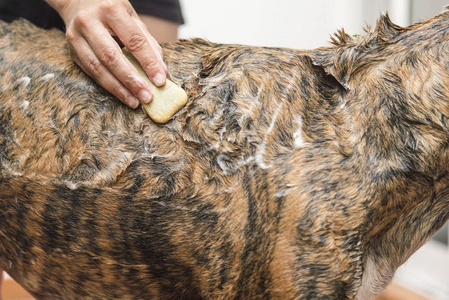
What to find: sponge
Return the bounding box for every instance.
[122,48,187,123]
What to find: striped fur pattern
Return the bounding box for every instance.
[1,9,449,299]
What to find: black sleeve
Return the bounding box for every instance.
[0,0,65,30]
[130,0,184,24]
[0,0,184,31]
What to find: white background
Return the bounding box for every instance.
[179,0,448,49]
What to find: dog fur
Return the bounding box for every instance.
[0,9,449,300]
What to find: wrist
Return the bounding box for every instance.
[45,0,76,24]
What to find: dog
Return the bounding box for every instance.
[0,8,449,300]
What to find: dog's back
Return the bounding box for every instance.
[0,19,339,299]
[1,11,449,299]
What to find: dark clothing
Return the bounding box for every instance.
[0,1,65,30]
[131,0,184,24]
[0,0,184,31]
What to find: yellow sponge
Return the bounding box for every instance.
[122,48,187,123]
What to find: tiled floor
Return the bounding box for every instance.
[2,277,33,300]
[376,284,430,300]
[1,277,429,300]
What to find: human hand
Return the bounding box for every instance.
[46,0,167,108]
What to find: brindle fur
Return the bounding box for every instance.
[0,9,449,300]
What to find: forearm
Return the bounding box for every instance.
[138,14,179,42]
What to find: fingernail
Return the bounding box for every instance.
[126,95,140,108]
[138,89,152,104]
[152,73,166,87]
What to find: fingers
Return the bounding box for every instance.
[108,8,167,86]
[68,38,141,108]
[62,0,168,108]
[69,22,153,106]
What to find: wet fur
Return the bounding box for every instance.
[1,10,449,299]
